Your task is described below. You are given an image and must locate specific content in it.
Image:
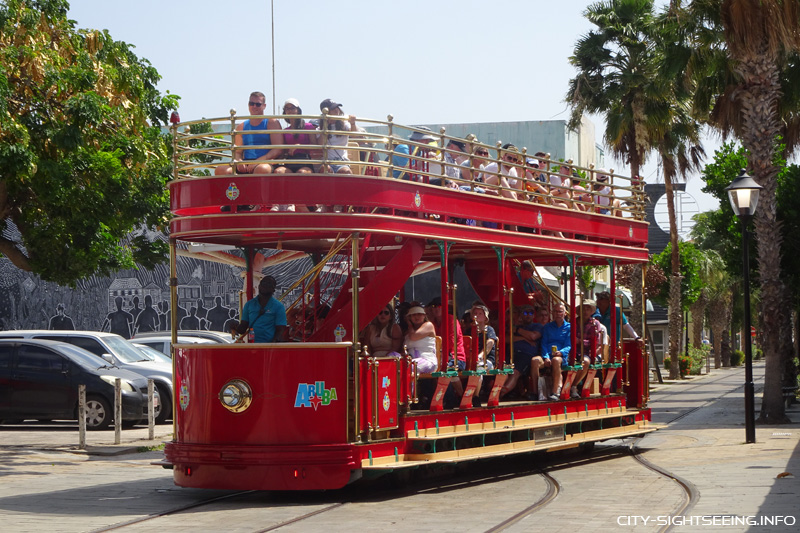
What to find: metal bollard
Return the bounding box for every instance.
[114,378,121,444]
[78,384,86,449]
[148,379,155,440]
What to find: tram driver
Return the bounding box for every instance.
[235,276,287,343]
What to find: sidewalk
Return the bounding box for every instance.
[639,360,800,531]
[0,421,174,456]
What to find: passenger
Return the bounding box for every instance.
[549,163,572,208]
[592,168,622,215]
[500,304,544,400]
[570,172,592,211]
[427,297,466,371]
[280,98,316,174]
[518,260,545,302]
[235,276,287,343]
[594,291,641,343]
[541,302,570,401]
[460,144,490,186]
[572,299,603,398]
[471,302,498,370]
[361,303,403,357]
[393,127,442,183]
[524,157,549,202]
[215,91,285,177]
[460,310,474,336]
[440,138,467,188]
[405,305,438,373]
[319,98,356,175]
[482,144,519,199]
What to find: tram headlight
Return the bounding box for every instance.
[218,379,253,413]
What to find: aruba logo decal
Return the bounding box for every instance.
[294,381,338,410]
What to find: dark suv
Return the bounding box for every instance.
[0,339,158,430]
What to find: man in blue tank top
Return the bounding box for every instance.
[215,91,285,176]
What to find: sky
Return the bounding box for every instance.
[66,0,722,217]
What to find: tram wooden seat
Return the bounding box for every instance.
[347,142,364,175]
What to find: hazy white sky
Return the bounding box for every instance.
[67,0,721,214]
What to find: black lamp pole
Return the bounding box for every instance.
[726,169,762,445]
[740,214,756,444]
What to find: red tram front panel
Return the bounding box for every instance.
[167,344,356,490]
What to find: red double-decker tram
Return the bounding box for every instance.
[163,111,656,491]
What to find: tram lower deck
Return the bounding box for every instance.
[163,114,655,490]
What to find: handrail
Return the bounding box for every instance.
[171,113,646,220]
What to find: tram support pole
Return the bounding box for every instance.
[351,233,362,442]
[169,239,179,437]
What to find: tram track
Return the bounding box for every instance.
[484,470,560,532]
[90,490,257,532]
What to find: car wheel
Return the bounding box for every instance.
[154,383,172,424]
[85,396,112,430]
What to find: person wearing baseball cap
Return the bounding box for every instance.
[319,98,355,174]
[571,299,606,398]
[595,291,640,342]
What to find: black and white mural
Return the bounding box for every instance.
[0,233,323,337]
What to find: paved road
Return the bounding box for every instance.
[0,361,797,532]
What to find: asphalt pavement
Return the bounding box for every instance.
[0,361,797,532]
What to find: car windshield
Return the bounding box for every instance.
[57,343,114,370]
[133,344,172,364]
[104,336,153,363]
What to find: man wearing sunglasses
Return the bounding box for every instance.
[215,91,285,177]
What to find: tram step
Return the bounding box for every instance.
[406,403,634,440]
[361,421,659,469]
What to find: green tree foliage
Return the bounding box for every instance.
[0,0,179,285]
[651,241,704,310]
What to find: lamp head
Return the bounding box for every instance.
[725,169,762,218]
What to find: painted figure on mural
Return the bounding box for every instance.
[134,295,160,334]
[49,303,75,330]
[102,297,134,339]
[206,296,230,332]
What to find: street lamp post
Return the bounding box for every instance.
[725,169,763,444]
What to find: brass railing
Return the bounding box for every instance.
[171,112,646,220]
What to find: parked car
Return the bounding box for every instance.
[0,339,158,430]
[132,343,174,365]
[131,335,216,357]
[134,330,234,344]
[0,331,173,424]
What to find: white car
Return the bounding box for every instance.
[131,335,217,357]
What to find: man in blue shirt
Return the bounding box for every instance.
[541,302,570,401]
[237,276,287,343]
[594,291,640,342]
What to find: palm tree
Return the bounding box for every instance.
[567,0,702,377]
[674,0,800,422]
[567,0,665,341]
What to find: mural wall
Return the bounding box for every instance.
[0,247,316,338]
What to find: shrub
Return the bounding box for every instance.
[731,350,744,367]
[687,346,708,375]
[664,356,690,376]
[754,348,763,361]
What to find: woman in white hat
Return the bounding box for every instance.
[405,305,438,373]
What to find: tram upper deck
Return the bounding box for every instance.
[169,113,648,265]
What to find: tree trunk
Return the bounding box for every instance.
[734,46,791,423]
[668,274,683,379]
[721,329,731,367]
[690,293,706,349]
[709,300,725,369]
